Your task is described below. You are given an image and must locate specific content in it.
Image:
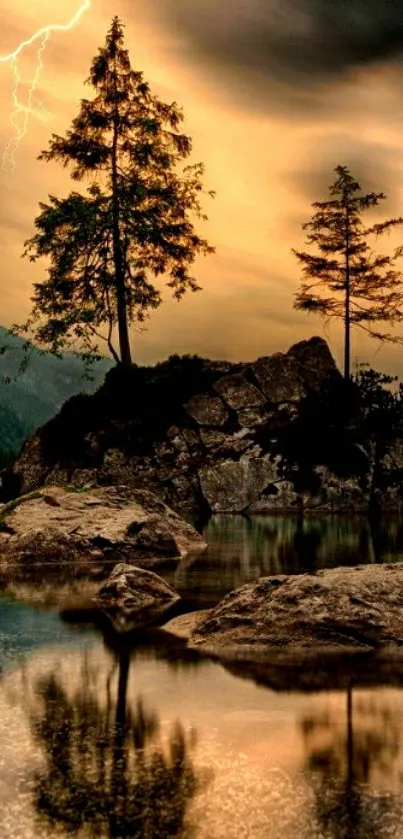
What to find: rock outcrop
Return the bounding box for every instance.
[189,564,403,655]
[3,336,403,513]
[94,563,182,633]
[0,485,206,584]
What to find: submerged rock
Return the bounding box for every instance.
[94,563,182,633]
[189,564,403,654]
[0,485,206,583]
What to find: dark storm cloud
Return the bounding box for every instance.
[289,135,403,208]
[155,0,403,105]
[284,135,403,238]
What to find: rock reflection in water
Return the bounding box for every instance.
[300,687,403,838]
[30,651,205,838]
[176,515,403,605]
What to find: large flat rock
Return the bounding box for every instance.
[0,485,206,581]
[189,564,403,654]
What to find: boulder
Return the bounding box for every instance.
[184,393,228,427]
[198,455,277,512]
[213,373,264,410]
[214,430,253,457]
[289,335,337,391]
[200,429,227,449]
[237,406,268,428]
[94,563,182,633]
[189,564,403,654]
[253,353,303,403]
[252,337,336,403]
[0,485,206,582]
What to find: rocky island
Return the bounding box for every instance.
[1,335,403,670]
[3,336,403,514]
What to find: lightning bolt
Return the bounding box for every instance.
[0,1,91,171]
[2,32,50,172]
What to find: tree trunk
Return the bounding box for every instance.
[346,684,355,838]
[111,64,132,366]
[110,648,131,837]
[344,201,351,381]
[346,684,354,788]
[344,289,350,381]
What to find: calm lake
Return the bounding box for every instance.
[2,514,403,839]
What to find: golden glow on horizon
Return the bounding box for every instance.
[0,1,91,170]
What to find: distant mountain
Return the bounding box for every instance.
[0,328,112,465]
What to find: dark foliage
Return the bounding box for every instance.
[257,366,403,503]
[35,354,233,467]
[354,366,403,506]
[255,372,366,494]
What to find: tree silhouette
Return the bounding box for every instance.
[293,166,403,380]
[300,685,402,838]
[21,17,214,365]
[30,655,202,837]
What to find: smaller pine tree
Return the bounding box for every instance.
[293,165,403,379]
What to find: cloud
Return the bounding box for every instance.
[152,0,403,109]
[286,134,403,216]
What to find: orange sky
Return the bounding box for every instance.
[2,0,403,374]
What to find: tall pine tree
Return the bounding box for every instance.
[293,166,403,379]
[22,17,214,365]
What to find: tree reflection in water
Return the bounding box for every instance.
[300,685,403,838]
[29,652,204,838]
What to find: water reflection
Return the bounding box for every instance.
[5,511,403,837]
[30,657,204,838]
[300,687,403,838]
[4,627,403,838]
[175,515,403,605]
